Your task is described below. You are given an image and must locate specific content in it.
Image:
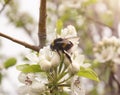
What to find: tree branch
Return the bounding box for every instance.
[0,32,39,52]
[85,15,115,31]
[38,0,47,48]
[0,0,11,14]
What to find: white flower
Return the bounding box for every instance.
[71,76,85,95]
[0,86,5,95]
[39,59,51,71]
[26,46,61,71]
[51,52,61,67]
[94,36,120,64]
[58,25,77,38]
[69,52,91,74]
[94,46,116,63]
[103,36,120,47]
[18,73,48,95]
[18,73,35,84]
[48,25,78,44]
[31,80,46,93]
[18,86,30,95]
[113,47,120,64]
[26,53,39,63]
[39,46,60,71]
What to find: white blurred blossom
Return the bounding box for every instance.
[94,46,116,63]
[0,86,5,95]
[58,0,82,15]
[94,36,120,64]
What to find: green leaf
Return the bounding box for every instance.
[16,64,41,73]
[56,19,63,35]
[77,67,100,82]
[4,57,17,69]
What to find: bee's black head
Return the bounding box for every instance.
[50,38,63,51]
[50,43,54,50]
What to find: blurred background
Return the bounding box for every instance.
[0,0,120,95]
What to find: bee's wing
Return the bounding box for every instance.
[65,36,79,41]
[65,36,80,43]
[64,36,79,39]
[55,39,70,44]
[56,37,79,44]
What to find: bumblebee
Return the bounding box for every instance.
[50,37,77,63]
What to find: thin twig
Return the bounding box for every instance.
[85,15,115,31]
[0,32,40,52]
[0,0,11,14]
[38,0,47,48]
[112,72,120,93]
[79,9,115,31]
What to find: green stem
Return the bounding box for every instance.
[57,71,68,82]
[58,53,64,73]
[58,75,73,84]
[58,84,70,87]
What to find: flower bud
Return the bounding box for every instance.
[68,64,79,74]
[39,59,51,71]
[64,55,71,66]
[51,53,60,68]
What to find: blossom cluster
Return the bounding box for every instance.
[18,25,91,95]
[93,36,120,64]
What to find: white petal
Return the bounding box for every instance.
[68,64,79,74]
[81,63,91,68]
[18,73,35,84]
[26,53,39,63]
[71,76,85,95]
[51,53,60,67]
[39,59,51,71]
[35,73,48,83]
[17,86,30,95]
[75,55,85,64]
[58,25,77,38]
[64,55,71,66]
[29,91,41,95]
[31,81,46,93]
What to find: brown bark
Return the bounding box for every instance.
[38,0,47,48]
[0,32,39,52]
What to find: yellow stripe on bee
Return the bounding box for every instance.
[63,44,67,48]
[52,42,54,45]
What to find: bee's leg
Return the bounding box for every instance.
[56,50,61,57]
[63,50,72,63]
